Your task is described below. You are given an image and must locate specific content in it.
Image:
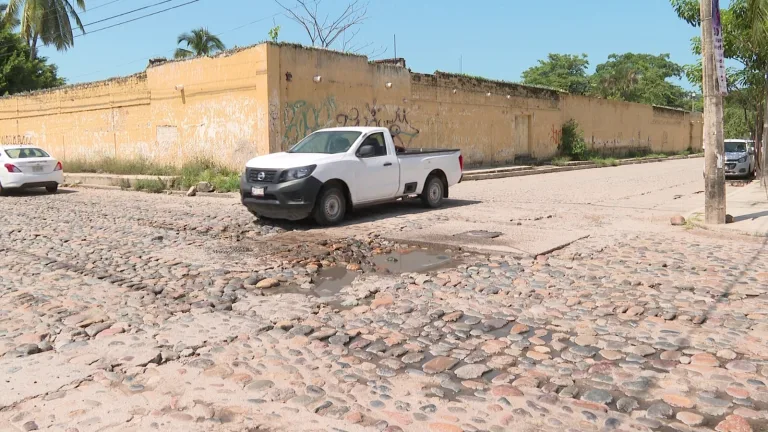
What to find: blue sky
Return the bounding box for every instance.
[41,0,703,87]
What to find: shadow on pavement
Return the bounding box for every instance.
[733,210,768,222]
[0,188,78,197]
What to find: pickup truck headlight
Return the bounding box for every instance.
[281,165,316,182]
[738,156,747,163]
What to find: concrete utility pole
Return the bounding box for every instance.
[701,0,726,224]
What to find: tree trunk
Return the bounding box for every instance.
[29,34,38,60]
[701,0,726,224]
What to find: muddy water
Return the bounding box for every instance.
[372,249,454,273]
[312,266,358,297]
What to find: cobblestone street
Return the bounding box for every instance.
[2,160,768,432]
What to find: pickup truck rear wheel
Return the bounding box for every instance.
[313,186,346,226]
[421,175,444,208]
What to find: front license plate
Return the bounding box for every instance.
[251,187,265,197]
[32,166,43,173]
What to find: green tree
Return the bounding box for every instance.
[4,0,86,59]
[174,27,226,59]
[521,53,591,95]
[0,25,63,95]
[670,0,768,141]
[591,53,688,108]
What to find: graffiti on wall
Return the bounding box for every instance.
[549,125,562,146]
[336,99,420,146]
[282,97,337,147]
[1,135,33,145]
[281,98,421,148]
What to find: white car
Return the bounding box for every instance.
[725,139,756,177]
[240,127,463,225]
[0,145,64,195]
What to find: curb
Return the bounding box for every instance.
[462,154,704,182]
[684,183,765,237]
[685,213,768,238]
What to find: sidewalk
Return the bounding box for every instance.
[462,154,702,181]
[687,180,768,236]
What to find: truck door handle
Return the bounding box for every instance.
[384,162,393,167]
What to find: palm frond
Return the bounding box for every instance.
[174,48,193,59]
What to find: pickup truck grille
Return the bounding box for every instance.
[247,168,277,183]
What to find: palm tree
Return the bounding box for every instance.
[174,28,225,59]
[4,0,86,59]
[0,3,20,29]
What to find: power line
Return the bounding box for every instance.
[76,0,201,37]
[83,0,175,27]
[4,0,123,22]
[88,0,126,12]
[0,0,201,60]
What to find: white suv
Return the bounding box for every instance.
[0,145,64,195]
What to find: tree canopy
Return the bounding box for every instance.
[174,28,226,59]
[669,0,766,140]
[4,0,86,57]
[521,52,690,109]
[0,25,64,95]
[591,53,689,108]
[521,53,591,95]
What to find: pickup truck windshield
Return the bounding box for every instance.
[725,142,747,153]
[289,131,362,154]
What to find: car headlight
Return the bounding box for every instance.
[739,156,747,163]
[281,165,316,182]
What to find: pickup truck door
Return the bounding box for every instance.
[354,131,400,202]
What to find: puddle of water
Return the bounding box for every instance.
[312,267,358,297]
[373,249,454,273]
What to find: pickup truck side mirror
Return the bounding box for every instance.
[357,144,375,158]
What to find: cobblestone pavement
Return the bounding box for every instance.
[2,165,768,432]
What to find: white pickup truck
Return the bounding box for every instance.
[240,127,463,225]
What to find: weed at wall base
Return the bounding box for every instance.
[180,158,241,192]
[63,157,242,193]
[134,178,166,194]
[64,157,177,176]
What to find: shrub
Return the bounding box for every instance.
[559,119,588,161]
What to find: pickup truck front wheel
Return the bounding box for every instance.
[313,186,346,226]
[421,175,444,208]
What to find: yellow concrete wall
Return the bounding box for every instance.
[146,45,270,167]
[0,74,151,163]
[561,94,703,156]
[0,42,702,170]
[269,44,412,153]
[269,44,702,167]
[0,45,271,169]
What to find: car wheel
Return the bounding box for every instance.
[421,175,444,208]
[46,185,58,194]
[313,186,346,226]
